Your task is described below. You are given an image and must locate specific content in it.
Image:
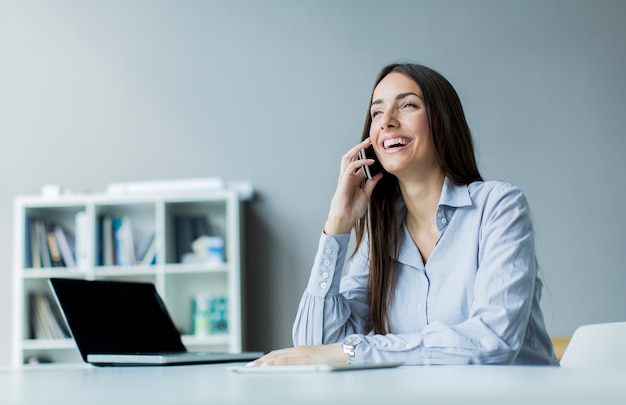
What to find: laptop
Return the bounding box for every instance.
[48,278,264,366]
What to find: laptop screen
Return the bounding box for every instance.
[49,278,186,362]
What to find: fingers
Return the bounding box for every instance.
[248,347,303,366]
[247,344,345,367]
[340,138,371,173]
[325,137,382,235]
[362,170,383,194]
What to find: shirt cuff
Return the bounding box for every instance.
[306,232,350,297]
[355,334,424,365]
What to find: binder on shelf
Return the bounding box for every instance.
[174,215,211,263]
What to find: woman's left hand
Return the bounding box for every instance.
[248,343,345,367]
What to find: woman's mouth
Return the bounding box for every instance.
[382,137,411,150]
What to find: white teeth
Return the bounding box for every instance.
[383,138,409,149]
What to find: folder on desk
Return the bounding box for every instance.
[228,362,404,373]
[49,278,263,366]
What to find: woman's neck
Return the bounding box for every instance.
[398,169,445,227]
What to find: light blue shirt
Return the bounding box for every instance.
[293,177,559,366]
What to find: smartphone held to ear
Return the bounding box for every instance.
[358,145,384,179]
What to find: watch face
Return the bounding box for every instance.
[343,335,361,346]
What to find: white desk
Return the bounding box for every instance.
[1,363,625,404]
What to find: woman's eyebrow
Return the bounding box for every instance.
[371,92,422,107]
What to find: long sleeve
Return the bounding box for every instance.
[292,232,371,345]
[293,179,558,366]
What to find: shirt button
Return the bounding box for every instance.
[394,343,401,348]
[322,272,329,279]
[325,248,332,255]
[441,218,447,224]
[320,282,327,289]
[323,259,330,266]
[381,342,388,347]
[437,211,443,218]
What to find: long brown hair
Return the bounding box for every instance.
[354,63,483,334]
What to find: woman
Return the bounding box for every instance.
[252,63,558,366]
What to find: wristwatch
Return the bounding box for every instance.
[342,334,362,366]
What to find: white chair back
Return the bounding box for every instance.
[560,321,626,368]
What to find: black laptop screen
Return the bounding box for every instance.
[49,278,186,362]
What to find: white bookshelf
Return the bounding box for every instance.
[12,189,246,366]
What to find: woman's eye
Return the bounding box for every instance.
[371,109,383,118]
[401,102,418,109]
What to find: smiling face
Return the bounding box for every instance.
[369,72,441,181]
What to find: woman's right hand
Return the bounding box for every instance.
[324,138,383,235]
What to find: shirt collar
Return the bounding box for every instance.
[439,176,472,209]
[395,177,473,265]
[396,176,473,218]
[435,177,472,233]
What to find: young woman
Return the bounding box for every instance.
[251,63,558,366]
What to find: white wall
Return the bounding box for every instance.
[1,0,625,365]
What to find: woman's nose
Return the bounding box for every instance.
[380,109,398,129]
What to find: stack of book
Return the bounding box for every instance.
[98,216,156,266]
[26,219,76,269]
[28,291,70,340]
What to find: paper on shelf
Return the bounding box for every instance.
[105,178,254,200]
[106,178,225,195]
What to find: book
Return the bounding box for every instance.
[110,216,135,266]
[111,216,123,265]
[47,293,71,338]
[139,235,157,265]
[29,219,41,268]
[121,216,136,265]
[24,218,33,268]
[35,220,52,268]
[100,216,114,266]
[135,229,156,265]
[74,211,89,270]
[46,230,65,267]
[54,225,76,268]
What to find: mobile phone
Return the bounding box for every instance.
[358,145,383,179]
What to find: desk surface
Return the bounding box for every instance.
[1,362,626,404]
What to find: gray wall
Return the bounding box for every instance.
[1,0,625,365]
